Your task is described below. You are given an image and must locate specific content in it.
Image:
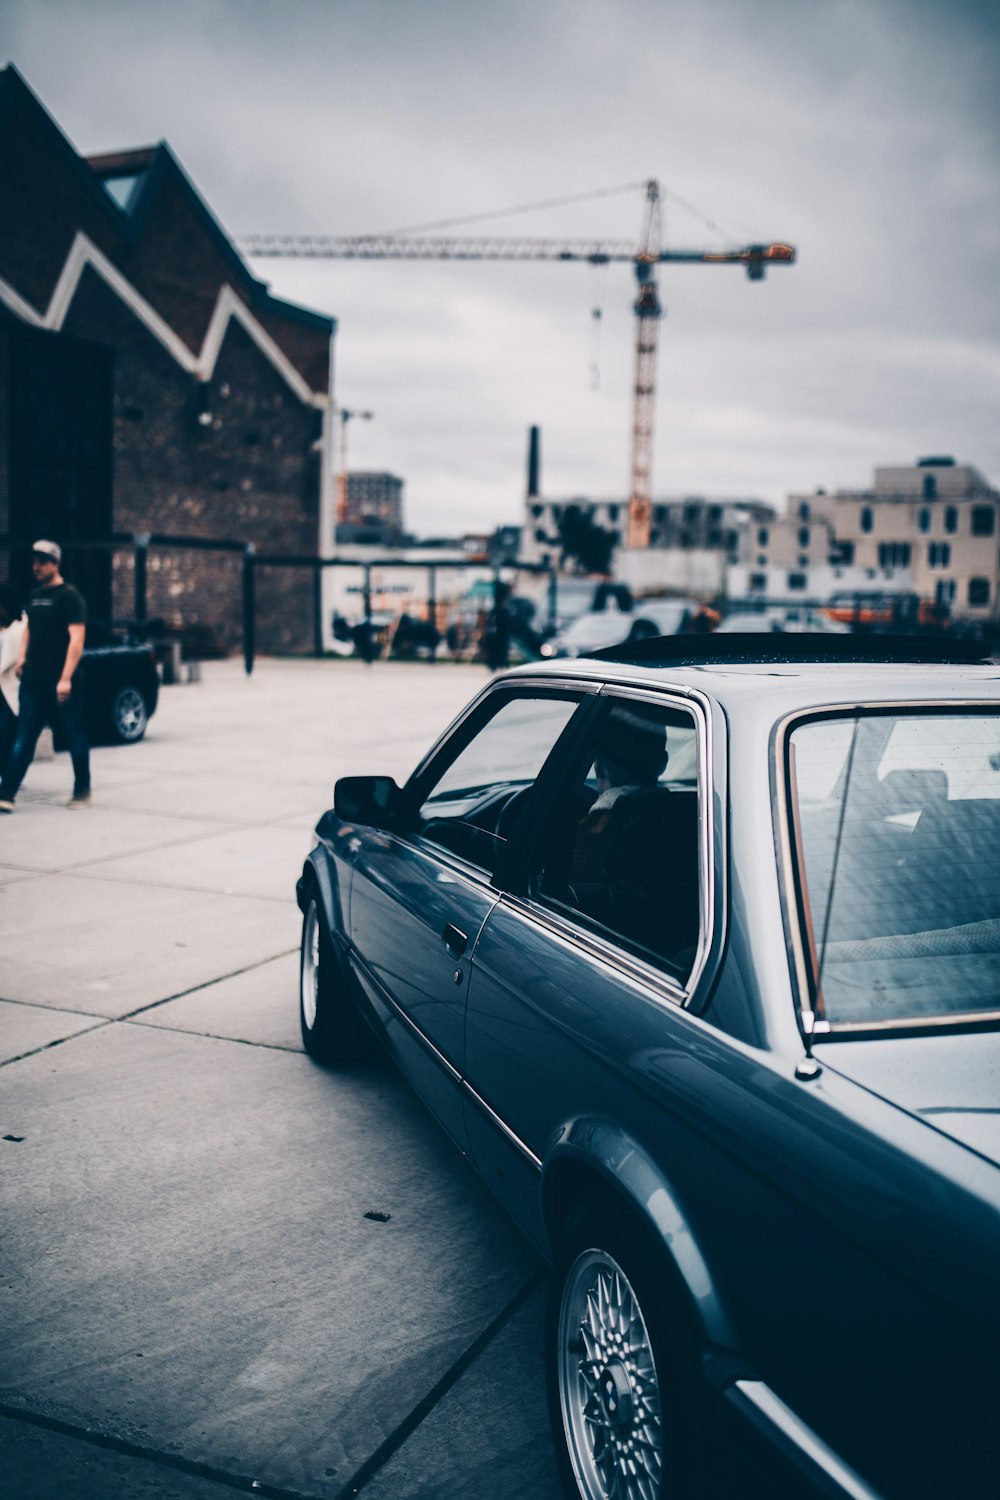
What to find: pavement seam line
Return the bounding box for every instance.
[62,869,291,903]
[0,1020,113,1071]
[29,818,291,873]
[334,1266,547,1499]
[117,947,299,1019]
[0,1402,321,1500]
[123,1018,303,1053]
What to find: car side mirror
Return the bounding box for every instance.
[334,774,401,826]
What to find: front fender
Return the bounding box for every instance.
[542,1115,737,1353]
[297,842,347,953]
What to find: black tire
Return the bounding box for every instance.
[110,684,149,744]
[298,889,373,1064]
[546,1193,702,1500]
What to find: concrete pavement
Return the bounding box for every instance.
[0,658,561,1500]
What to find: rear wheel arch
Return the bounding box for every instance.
[541,1127,736,1353]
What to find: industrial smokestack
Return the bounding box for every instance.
[527,425,540,498]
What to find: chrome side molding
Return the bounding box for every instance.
[726,1380,885,1500]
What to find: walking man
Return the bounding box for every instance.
[0,540,91,813]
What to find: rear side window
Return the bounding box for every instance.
[790,711,1000,1027]
[531,697,702,983]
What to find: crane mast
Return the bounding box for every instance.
[628,181,662,548]
[240,188,794,553]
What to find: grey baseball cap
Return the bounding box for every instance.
[32,539,62,563]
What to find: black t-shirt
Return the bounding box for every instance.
[23,582,87,686]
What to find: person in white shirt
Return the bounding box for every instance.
[0,593,26,777]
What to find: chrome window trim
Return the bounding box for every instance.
[774,697,1000,1038]
[406,676,602,788]
[514,682,716,1008]
[727,1380,886,1500]
[495,892,690,1007]
[400,678,601,888]
[374,828,502,897]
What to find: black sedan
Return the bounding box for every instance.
[80,639,159,743]
[296,635,1000,1500]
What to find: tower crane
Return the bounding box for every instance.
[240,182,795,548]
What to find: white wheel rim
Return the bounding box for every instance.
[557,1248,663,1500]
[116,687,146,737]
[301,902,320,1031]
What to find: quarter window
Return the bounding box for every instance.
[416,694,581,874]
[530,698,702,983]
[790,712,1000,1027]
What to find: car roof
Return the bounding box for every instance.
[502,634,1000,717]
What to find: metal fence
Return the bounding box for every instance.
[0,533,558,674]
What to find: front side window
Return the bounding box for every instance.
[530,697,703,984]
[416,694,581,874]
[789,711,1000,1028]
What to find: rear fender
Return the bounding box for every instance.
[542,1116,736,1353]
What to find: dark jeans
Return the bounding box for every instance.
[0,677,90,800]
[0,693,17,778]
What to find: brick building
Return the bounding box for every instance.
[0,65,336,653]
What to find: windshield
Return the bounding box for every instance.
[790,710,1000,1028]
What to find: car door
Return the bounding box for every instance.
[462,688,712,1244]
[347,683,594,1150]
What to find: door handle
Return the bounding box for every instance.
[441,922,468,958]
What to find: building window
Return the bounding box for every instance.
[798,501,810,519]
[945,506,958,534]
[798,527,810,548]
[757,527,769,546]
[860,507,873,533]
[878,542,911,567]
[928,542,952,568]
[749,573,767,591]
[969,577,991,607]
[531,504,543,519]
[918,508,931,533]
[972,506,996,537]
[787,572,807,590]
[923,474,937,500]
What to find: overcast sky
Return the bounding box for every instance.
[5,0,999,534]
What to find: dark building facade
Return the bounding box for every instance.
[0,66,336,653]
[336,471,405,545]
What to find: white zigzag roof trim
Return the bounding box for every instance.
[0,231,324,408]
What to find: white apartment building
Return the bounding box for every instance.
[796,459,999,621]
